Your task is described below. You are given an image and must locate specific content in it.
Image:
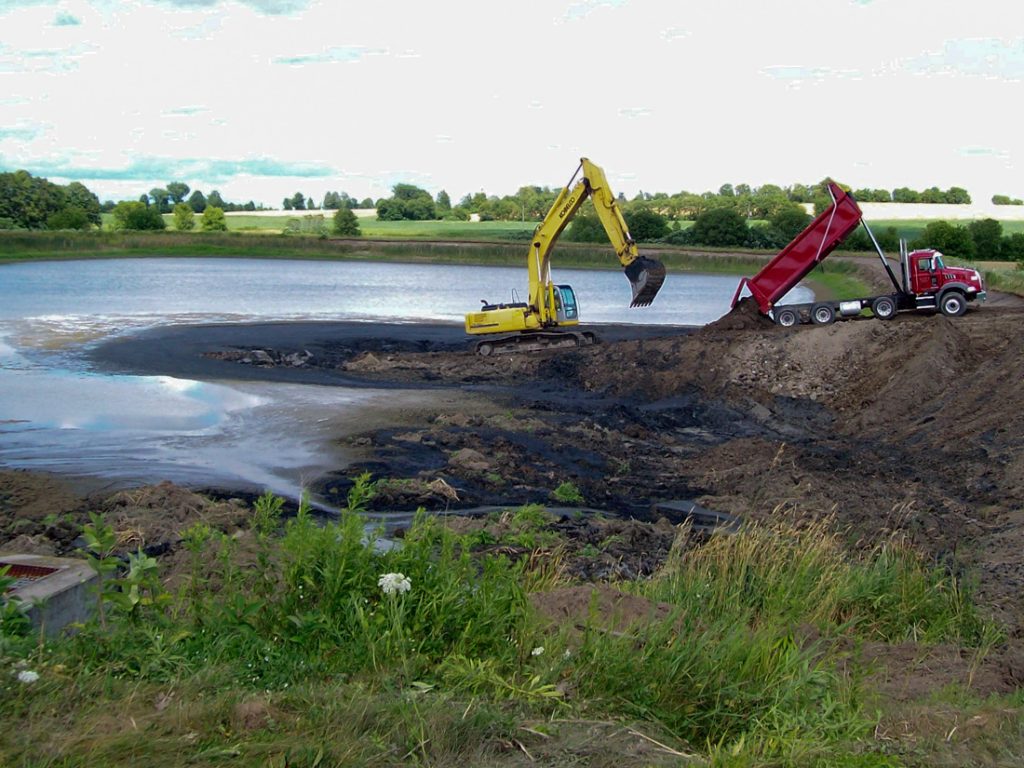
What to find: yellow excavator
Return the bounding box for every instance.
[463,158,666,355]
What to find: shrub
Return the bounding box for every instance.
[689,207,749,247]
[111,201,166,231]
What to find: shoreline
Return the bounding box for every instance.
[85,319,698,387]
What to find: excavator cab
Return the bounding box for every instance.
[554,285,579,323]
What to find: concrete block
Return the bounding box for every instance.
[1,553,98,637]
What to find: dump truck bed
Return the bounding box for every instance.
[732,183,863,314]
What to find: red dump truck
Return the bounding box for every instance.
[731,183,986,326]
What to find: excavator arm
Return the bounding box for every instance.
[465,158,666,352]
[527,159,665,320]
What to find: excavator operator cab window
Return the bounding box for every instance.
[555,285,578,322]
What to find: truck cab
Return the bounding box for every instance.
[902,247,986,316]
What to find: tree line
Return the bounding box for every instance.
[368,180,984,226]
[2,169,1021,265]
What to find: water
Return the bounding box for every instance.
[0,257,812,496]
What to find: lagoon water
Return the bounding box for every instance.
[0,258,812,500]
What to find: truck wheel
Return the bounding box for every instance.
[811,303,836,325]
[939,292,967,317]
[477,342,494,357]
[871,295,897,320]
[775,308,798,327]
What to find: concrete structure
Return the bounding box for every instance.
[1,554,97,637]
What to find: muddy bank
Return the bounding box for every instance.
[77,301,1024,637]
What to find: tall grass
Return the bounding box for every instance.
[0,493,1001,765]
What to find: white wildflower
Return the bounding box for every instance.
[531,646,545,657]
[16,670,39,684]
[378,572,412,596]
[563,648,572,659]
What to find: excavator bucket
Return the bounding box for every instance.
[625,256,667,307]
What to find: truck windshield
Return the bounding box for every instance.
[934,253,945,269]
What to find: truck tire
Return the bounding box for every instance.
[775,308,799,327]
[811,303,836,325]
[871,295,897,320]
[939,292,967,317]
[477,342,494,356]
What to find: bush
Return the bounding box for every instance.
[744,224,789,250]
[689,207,749,247]
[968,218,1003,260]
[565,212,604,243]
[769,204,811,241]
[200,206,227,232]
[912,220,975,259]
[45,207,91,230]
[623,208,669,241]
[332,207,361,236]
[172,203,195,232]
[111,201,166,231]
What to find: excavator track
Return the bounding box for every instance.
[475,330,598,356]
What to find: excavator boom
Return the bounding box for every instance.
[465,158,665,353]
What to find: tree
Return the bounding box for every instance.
[375,184,436,221]
[992,194,1023,206]
[283,198,293,211]
[359,197,374,208]
[172,202,195,231]
[967,218,1003,260]
[565,212,605,242]
[112,201,166,230]
[946,186,971,204]
[187,190,207,213]
[166,182,190,204]
[912,221,974,259]
[769,204,812,241]
[0,170,70,229]
[290,192,306,211]
[200,206,227,231]
[623,208,669,241]
[892,187,921,203]
[65,181,101,225]
[46,207,91,230]
[1002,232,1024,263]
[436,189,451,213]
[689,207,749,246]
[332,207,361,236]
[149,187,171,213]
[207,190,226,210]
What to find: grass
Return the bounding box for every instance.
[0,483,1011,767]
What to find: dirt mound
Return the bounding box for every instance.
[96,481,250,553]
[700,296,776,332]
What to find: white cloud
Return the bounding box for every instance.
[2,0,1024,203]
[901,37,1024,81]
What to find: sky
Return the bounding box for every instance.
[1,0,1022,208]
